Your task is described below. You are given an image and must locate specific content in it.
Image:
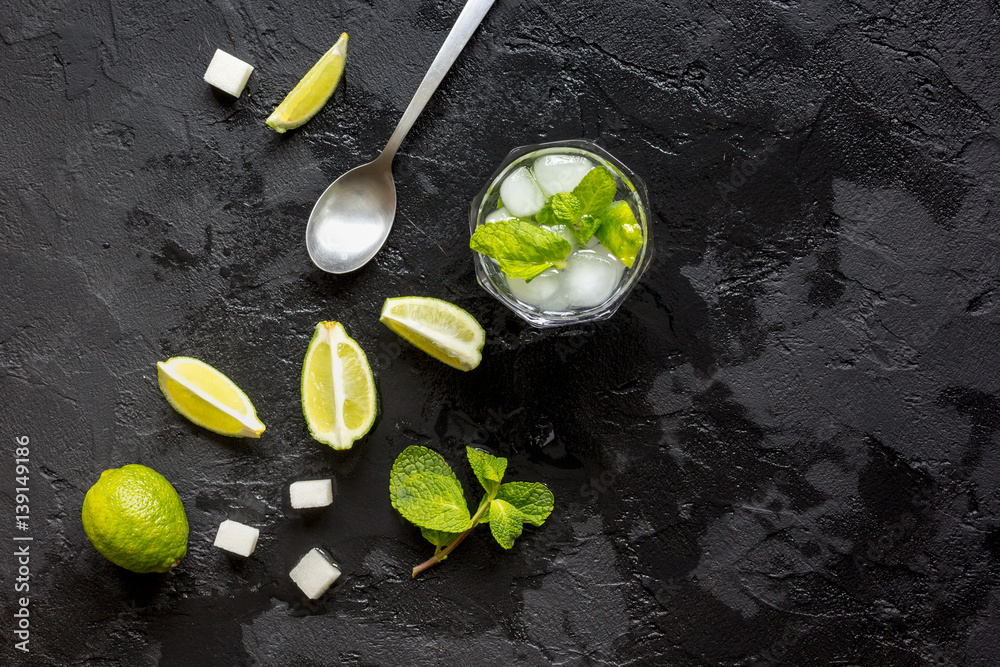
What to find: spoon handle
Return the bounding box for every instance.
[381,0,495,161]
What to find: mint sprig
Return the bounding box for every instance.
[390,445,555,577]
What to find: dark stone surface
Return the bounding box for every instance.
[2,0,999,664]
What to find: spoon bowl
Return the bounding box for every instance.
[306,158,395,274]
[304,0,495,274]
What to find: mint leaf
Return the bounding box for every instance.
[496,481,554,526]
[470,219,571,278]
[534,202,554,226]
[488,499,524,549]
[389,445,457,500]
[391,472,472,532]
[571,214,602,246]
[549,193,583,224]
[421,527,461,547]
[572,168,617,217]
[497,259,553,282]
[594,200,643,268]
[466,446,507,495]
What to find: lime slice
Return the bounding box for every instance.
[380,297,485,371]
[266,33,348,133]
[301,321,377,450]
[157,357,266,438]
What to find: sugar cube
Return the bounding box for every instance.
[203,49,254,98]
[289,479,334,509]
[213,519,260,557]
[289,548,341,599]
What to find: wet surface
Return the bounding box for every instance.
[2,0,1000,664]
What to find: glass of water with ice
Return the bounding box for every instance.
[470,140,653,327]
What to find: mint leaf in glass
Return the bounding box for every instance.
[497,259,554,282]
[534,202,554,226]
[572,167,617,217]
[466,446,507,495]
[496,481,555,526]
[488,498,524,549]
[570,214,602,246]
[594,200,643,268]
[471,219,571,281]
[549,192,583,224]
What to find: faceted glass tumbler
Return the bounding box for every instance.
[470,139,654,328]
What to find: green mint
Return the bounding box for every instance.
[390,471,472,532]
[495,481,557,525]
[497,259,554,282]
[594,200,643,268]
[572,167,617,217]
[420,527,461,547]
[488,498,524,549]
[535,193,581,227]
[470,219,571,281]
[534,169,619,245]
[571,214,602,246]
[390,446,472,532]
[550,193,584,224]
[534,204,553,226]
[388,444,456,499]
[467,446,507,495]
[389,445,555,577]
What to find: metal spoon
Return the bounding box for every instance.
[305,0,496,274]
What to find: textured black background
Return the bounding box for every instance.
[2,0,1000,664]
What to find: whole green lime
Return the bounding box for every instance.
[82,464,188,573]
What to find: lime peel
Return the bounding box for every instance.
[82,464,189,574]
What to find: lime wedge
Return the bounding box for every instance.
[301,321,377,449]
[266,33,348,133]
[157,357,265,437]
[380,297,485,371]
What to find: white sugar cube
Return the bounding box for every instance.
[289,548,341,599]
[203,49,254,98]
[289,479,334,509]
[213,519,260,557]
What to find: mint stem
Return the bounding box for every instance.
[412,494,491,578]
